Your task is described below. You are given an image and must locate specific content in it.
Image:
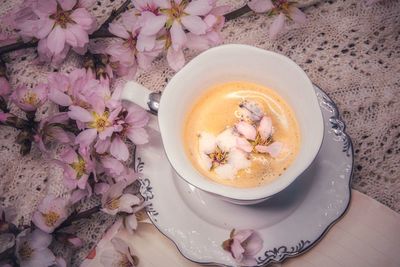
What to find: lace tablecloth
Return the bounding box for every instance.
[0,0,399,265]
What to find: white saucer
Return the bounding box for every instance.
[136,85,353,266]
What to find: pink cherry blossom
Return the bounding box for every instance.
[95,103,149,161]
[222,229,263,266]
[68,102,122,147]
[57,146,94,190]
[32,195,69,233]
[47,68,101,107]
[15,229,56,267]
[100,237,137,267]
[107,11,161,79]
[15,0,97,65]
[34,112,75,153]
[101,180,141,215]
[11,84,48,112]
[248,0,306,39]
[198,129,251,179]
[235,116,283,157]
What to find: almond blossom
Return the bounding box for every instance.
[57,146,94,190]
[15,0,97,65]
[235,116,283,157]
[100,237,138,267]
[107,10,162,79]
[222,229,263,266]
[94,103,149,161]
[68,100,122,147]
[10,84,48,112]
[198,128,251,179]
[47,68,101,107]
[248,0,306,39]
[32,195,69,233]
[15,229,56,267]
[101,180,141,215]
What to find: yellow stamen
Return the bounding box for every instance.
[89,111,110,132]
[19,241,34,260]
[43,211,60,227]
[105,198,120,210]
[207,146,229,170]
[71,156,86,178]
[23,91,39,106]
[250,132,272,152]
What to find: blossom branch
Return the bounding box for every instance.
[0,0,131,54]
[224,4,252,21]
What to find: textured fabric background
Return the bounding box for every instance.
[0,0,399,265]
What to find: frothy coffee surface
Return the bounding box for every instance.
[183,81,300,188]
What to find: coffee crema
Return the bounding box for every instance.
[183,81,300,188]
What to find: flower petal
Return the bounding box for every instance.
[68,105,93,122]
[49,88,72,106]
[214,164,237,179]
[118,194,141,213]
[228,148,251,170]
[75,128,98,147]
[198,132,216,154]
[236,121,257,140]
[184,0,212,16]
[47,26,66,54]
[216,128,238,151]
[57,0,77,10]
[137,34,156,52]
[108,22,130,39]
[110,136,129,161]
[289,7,307,24]
[166,47,185,71]
[126,127,149,145]
[170,20,187,50]
[236,137,253,153]
[258,116,272,140]
[181,15,207,35]
[248,0,273,13]
[140,12,167,35]
[70,8,96,31]
[269,13,286,39]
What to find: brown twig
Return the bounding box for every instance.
[224,5,252,21]
[0,0,131,54]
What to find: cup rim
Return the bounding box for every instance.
[158,44,324,201]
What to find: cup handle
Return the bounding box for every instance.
[121,81,161,115]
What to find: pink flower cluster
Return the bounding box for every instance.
[14,0,97,66]
[99,0,229,78]
[248,0,306,39]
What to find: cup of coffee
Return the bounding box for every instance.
[121,44,323,205]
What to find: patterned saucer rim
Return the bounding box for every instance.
[137,84,354,266]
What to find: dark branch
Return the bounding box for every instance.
[224,5,252,21]
[0,0,131,54]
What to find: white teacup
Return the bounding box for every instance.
[121,44,323,205]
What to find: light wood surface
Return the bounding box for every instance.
[83,190,400,267]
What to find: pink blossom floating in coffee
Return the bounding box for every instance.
[198,129,251,179]
[222,229,263,266]
[235,116,283,157]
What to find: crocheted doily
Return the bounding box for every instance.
[0,0,399,265]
